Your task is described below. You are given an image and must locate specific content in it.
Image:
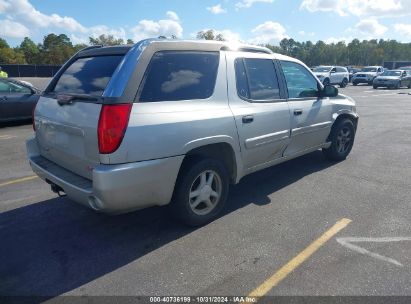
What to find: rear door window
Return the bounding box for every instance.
[235,58,281,102]
[139,51,219,102]
[52,55,124,96]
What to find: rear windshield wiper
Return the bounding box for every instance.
[56,93,99,105]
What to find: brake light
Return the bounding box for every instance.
[98,104,132,154]
[32,102,38,131]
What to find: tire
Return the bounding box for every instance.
[373,85,378,89]
[323,78,330,86]
[353,81,358,86]
[408,84,411,89]
[340,78,348,88]
[171,158,229,226]
[323,119,356,161]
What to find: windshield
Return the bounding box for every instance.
[362,67,377,72]
[381,70,401,77]
[313,67,331,72]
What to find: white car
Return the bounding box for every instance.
[313,66,349,88]
[352,66,384,86]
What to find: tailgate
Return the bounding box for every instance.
[35,97,101,179]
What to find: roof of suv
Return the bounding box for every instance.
[77,39,273,57]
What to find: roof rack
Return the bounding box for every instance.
[220,45,272,55]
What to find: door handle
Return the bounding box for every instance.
[242,115,254,124]
[294,109,303,116]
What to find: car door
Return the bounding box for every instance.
[0,80,35,121]
[279,60,333,157]
[330,67,339,84]
[227,52,291,171]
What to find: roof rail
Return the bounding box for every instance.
[220,45,272,55]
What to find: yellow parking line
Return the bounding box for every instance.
[0,175,38,188]
[248,218,352,298]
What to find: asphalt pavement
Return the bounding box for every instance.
[0,84,410,301]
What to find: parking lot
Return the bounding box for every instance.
[1,84,410,300]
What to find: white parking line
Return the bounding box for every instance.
[356,93,400,98]
[337,237,411,267]
[0,135,16,140]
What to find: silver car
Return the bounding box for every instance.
[373,70,411,89]
[27,39,358,226]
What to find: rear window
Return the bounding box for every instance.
[52,55,123,95]
[139,51,219,102]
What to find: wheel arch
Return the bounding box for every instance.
[181,137,242,184]
[331,111,359,133]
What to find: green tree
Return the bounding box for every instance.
[196,30,225,41]
[18,37,40,64]
[89,34,124,46]
[0,48,26,64]
[40,33,76,64]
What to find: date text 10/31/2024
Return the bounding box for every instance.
[149,296,257,303]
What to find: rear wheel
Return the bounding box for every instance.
[171,158,229,226]
[323,119,355,161]
[340,78,348,88]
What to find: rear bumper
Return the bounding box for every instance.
[26,138,184,213]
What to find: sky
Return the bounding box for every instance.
[1,0,411,47]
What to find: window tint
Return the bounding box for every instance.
[0,81,31,94]
[0,81,11,93]
[280,61,319,99]
[139,51,219,102]
[53,55,124,95]
[336,67,346,72]
[235,58,280,101]
[234,59,250,99]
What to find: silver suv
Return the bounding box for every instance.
[352,66,384,85]
[27,39,358,226]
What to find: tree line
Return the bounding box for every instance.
[0,34,134,65]
[1,31,411,67]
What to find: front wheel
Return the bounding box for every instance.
[323,78,330,86]
[340,78,348,88]
[323,119,356,161]
[171,158,229,226]
[373,85,378,89]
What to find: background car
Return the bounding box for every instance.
[347,67,361,82]
[312,66,349,87]
[352,66,384,85]
[0,78,41,123]
[373,70,411,89]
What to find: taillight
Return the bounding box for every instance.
[32,102,38,131]
[98,104,132,154]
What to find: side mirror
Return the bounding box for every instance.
[321,85,338,98]
[330,70,336,73]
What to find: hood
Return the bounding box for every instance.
[375,76,400,81]
[356,72,377,76]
